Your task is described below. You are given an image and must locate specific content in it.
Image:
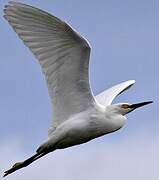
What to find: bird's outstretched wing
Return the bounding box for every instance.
[4,1,95,135]
[95,80,135,106]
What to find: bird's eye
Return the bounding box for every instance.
[121,104,130,109]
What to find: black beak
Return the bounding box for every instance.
[129,101,153,109]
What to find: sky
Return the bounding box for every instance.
[0,0,158,179]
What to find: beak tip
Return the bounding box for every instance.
[147,101,153,104]
[130,100,153,109]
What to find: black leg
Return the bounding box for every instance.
[3,152,48,177]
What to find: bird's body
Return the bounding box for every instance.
[3,1,152,177]
[39,104,125,152]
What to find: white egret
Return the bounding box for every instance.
[3,1,153,177]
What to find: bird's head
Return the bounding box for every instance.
[107,101,153,116]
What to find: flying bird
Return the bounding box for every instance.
[3,1,153,177]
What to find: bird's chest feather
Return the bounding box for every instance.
[54,110,125,149]
[88,113,125,138]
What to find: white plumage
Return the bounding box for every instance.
[3,1,152,177]
[4,1,94,133]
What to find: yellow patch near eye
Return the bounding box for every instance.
[121,104,130,109]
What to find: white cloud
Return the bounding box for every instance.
[1,129,159,180]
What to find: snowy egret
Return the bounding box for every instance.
[3,1,153,177]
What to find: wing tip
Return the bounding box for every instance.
[128,79,136,84]
[8,1,24,6]
[118,79,136,94]
[126,79,136,86]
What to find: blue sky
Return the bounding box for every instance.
[0,0,158,179]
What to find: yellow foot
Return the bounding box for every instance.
[3,161,25,177]
[12,162,24,168]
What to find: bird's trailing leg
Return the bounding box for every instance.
[3,151,48,177]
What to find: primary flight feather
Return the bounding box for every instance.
[3,1,152,177]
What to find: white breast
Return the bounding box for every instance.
[48,106,126,150]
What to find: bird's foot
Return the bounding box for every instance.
[3,161,25,177]
[12,162,24,168]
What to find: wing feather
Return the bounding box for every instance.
[95,80,135,106]
[4,1,95,136]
